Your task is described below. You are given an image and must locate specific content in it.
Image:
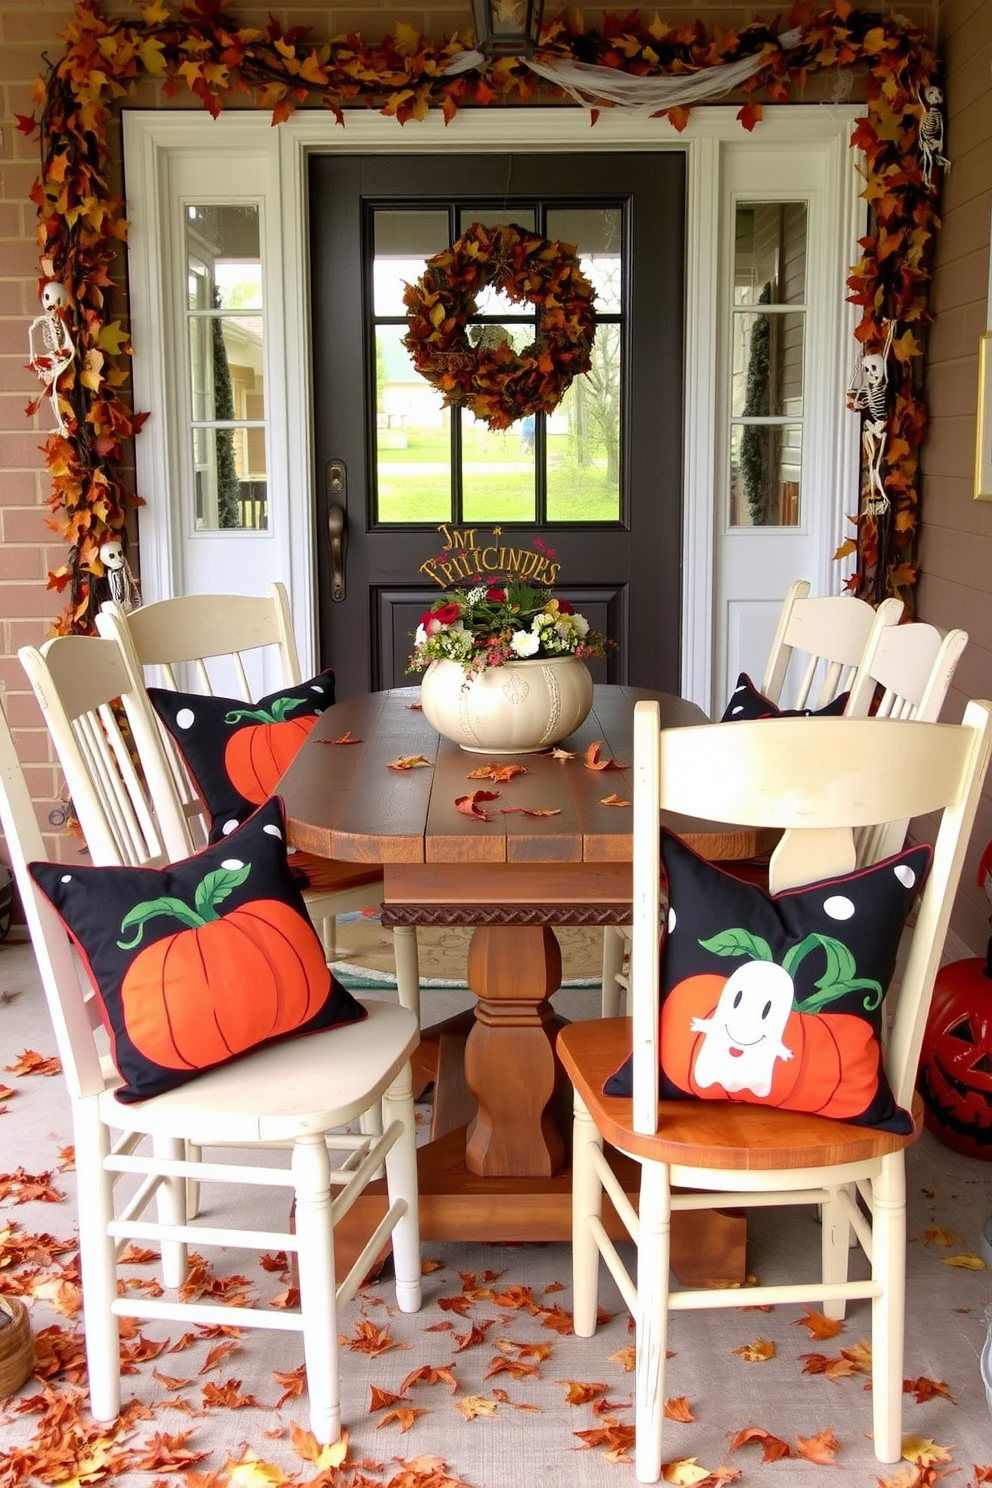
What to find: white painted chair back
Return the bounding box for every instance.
[560,699,992,1484]
[760,579,903,712]
[18,633,193,870]
[0,696,422,1445]
[844,621,969,863]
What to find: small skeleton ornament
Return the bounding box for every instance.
[918,84,950,192]
[98,539,140,612]
[847,320,896,517]
[27,282,76,435]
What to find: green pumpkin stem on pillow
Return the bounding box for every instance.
[698,926,884,1015]
[224,697,309,725]
[118,863,251,948]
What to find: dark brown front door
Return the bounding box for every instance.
[308,151,685,698]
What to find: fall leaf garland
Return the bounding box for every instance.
[18,1,942,632]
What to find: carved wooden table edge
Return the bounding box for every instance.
[380,903,633,927]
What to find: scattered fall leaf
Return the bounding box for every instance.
[574,1418,637,1462]
[795,1427,839,1464]
[5,1049,62,1076]
[792,1305,844,1339]
[599,793,632,807]
[370,1385,410,1410]
[548,747,575,761]
[901,1436,954,1466]
[941,1253,986,1269]
[922,1225,959,1246]
[0,1084,16,1101]
[728,1426,793,1461]
[731,1338,775,1362]
[342,1319,397,1355]
[905,1376,954,1404]
[455,1394,497,1420]
[400,1363,459,1393]
[387,754,432,771]
[288,1422,349,1470]
[500,805,562,816]
[584,740,628,771]
[559,1379,608,1405]
[610,1346,636,1372]
[455,790,499,820]
[665,1395,696,1422]
[376,1406,429,1432]
[466,763,528,781]
[317,731,362,744]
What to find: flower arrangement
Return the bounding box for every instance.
[409,575,609,680]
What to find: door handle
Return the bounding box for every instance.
[326,459,347,603]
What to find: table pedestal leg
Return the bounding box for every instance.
[464,924,565,1178]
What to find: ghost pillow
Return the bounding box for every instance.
[149,670,335,843]
[721,673,849,721]
[604,830,931,1133]
[29,798,366,1103]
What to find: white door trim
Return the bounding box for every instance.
[124,104,862,702]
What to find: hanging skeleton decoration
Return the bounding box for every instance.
[98,539,140,612]
[27,282,76,435]
[918,84,950,192]
[847,319,897,517]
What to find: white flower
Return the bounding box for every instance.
[571,613,590,638]
[510,629,541,657]
[415,623,428,646]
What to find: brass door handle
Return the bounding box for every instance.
[327,459,347,602]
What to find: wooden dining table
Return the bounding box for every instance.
[279,684,772,1284]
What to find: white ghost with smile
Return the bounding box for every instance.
[689,960,795,1097]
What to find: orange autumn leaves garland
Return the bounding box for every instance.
[18,1,942,631]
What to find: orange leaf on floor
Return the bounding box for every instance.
[904,1376,954,1404]
[665,1395,695,1421]
[201,1378,267,1409]
[455,1394,497,1420]
[574,1418,637,1462]
[731,1338,775,1362]
[483,1357,541,1381]
[289,1421,350,1470]
[558,1379,609,1405]
[610,1346,636,1372]
[728,1426,793,1461]
[376,1406,429,1432]
[370,1385,410,1411]
[922,1225,959,1246]
[4,1049,62,1076]
[342,1319,397,1355]
[452,1321,493,1350]
[400,1363,459,1393]
[901,1436,954,1466]
[795,1427,839,1464]
[0,1084,16,1101]
[791,1306,843,1339]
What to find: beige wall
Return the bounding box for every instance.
[5,0,987,945]
[917,0,992,952]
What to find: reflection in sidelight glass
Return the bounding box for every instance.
[730,200,807,527]
[186,203,267,530]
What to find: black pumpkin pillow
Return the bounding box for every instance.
[149,670,335,843]
[604,830,931,1133]
[721,672,849,721]
[30,798,366,1103]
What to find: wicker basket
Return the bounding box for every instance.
[0,1296,34,1397]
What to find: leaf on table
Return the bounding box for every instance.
[342,1319,398,1355]
[728,1426,792,1461]
[455,1394,498,1420]
[792,1306,843,1339]
[376,1406,428,1432]
[904,1376,954,1404]
[548,747,575,761]
[400,1363,459,1393]
[455,790,499,820]
[795,1428,839,1464]
[387,754,432,771]
[941,1252,986,1269]
[923,1225,959,1247]
[732,1338,775,1362]
[584,741,629,771]
[467,763,528,781]
[5,1049,62,1076]
[559,1379,609,1405]
[316,731,362,745]
[500,806,562,817]
[574,1419,637,1462]
[901,1436,954,1466]
[665,1395,696,1422]
[600,793,632,807]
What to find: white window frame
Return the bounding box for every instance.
[124,105,862,703]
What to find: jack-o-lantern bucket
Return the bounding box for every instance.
[918,945,992,1160]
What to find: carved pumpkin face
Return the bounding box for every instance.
[918,957,992,1159]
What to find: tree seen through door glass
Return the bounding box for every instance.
[186,204,267,530]
[729,201,807,527]
[372,205,622,526]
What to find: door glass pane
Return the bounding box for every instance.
[730,424,802,527]
[731,311,805,417]
[734,202,807,305]
[371,202,625,528]
[185,203,266,530]
[547,322,621,521]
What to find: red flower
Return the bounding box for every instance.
[486,586,506,602]
[557,599,574,615]
[432,602,461,626]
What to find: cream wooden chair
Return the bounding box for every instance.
[558,700,992,1484]
[844,620,969,863]
[96,590,421,1020]
[760,579,904,711]
[0,695,421,1445]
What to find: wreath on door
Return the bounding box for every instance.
[402,222,597,432]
